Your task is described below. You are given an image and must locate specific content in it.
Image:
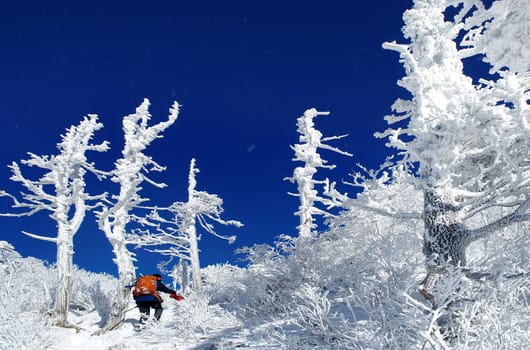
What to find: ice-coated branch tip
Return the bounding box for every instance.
[303,108,330,118]
[169,101,181,117]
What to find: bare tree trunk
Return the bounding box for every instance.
[420,190,530,305]
[420,190,469,304]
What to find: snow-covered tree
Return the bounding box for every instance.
[370,0,530,301]
[167,259,189,294]
[131,158,242,290]
[284,108,351,244]
[0,115,108,326]
[95,99,179,333]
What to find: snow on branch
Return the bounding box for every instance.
[465,198,530,242]
[325,162,423,220]
[21,230,58,244]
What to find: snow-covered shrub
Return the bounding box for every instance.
[0,241,119,347]
[376,266,530,350]
[0,312,52,350]
[433,268,530,349]
[0,242,53,349]
[133,289,240,346]
[201,263,248,307]
[465,276,530,349]
[69,268,117,318]
[229,237,300,318]
[287,284,337,346]
[203,256,289,318]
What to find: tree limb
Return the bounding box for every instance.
[465,199,530,242]
[21,230,58,243]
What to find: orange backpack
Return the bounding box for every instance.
[133,275,159,297]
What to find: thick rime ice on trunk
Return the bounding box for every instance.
[285,108,351,244]
[376,0,530,302]
[130,158,242,291]
[0,115,108,326]
[182,159,203,289]
[95,99,179,333]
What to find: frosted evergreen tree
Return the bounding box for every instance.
[372,0,530,302]
[0,115,108,326]
[285,108,351,245]
[95,99,179,333]
[131,158,242,290]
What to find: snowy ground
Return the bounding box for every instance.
[46,301,276,349]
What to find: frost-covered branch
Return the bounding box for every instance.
[465,198,530,242]
[325,161,423,220]
[21,230,58,243]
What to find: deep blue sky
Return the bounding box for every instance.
[0,1,411,276]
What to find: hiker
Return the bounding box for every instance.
[132,273,183,324]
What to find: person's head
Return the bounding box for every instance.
[152,273,162,281]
